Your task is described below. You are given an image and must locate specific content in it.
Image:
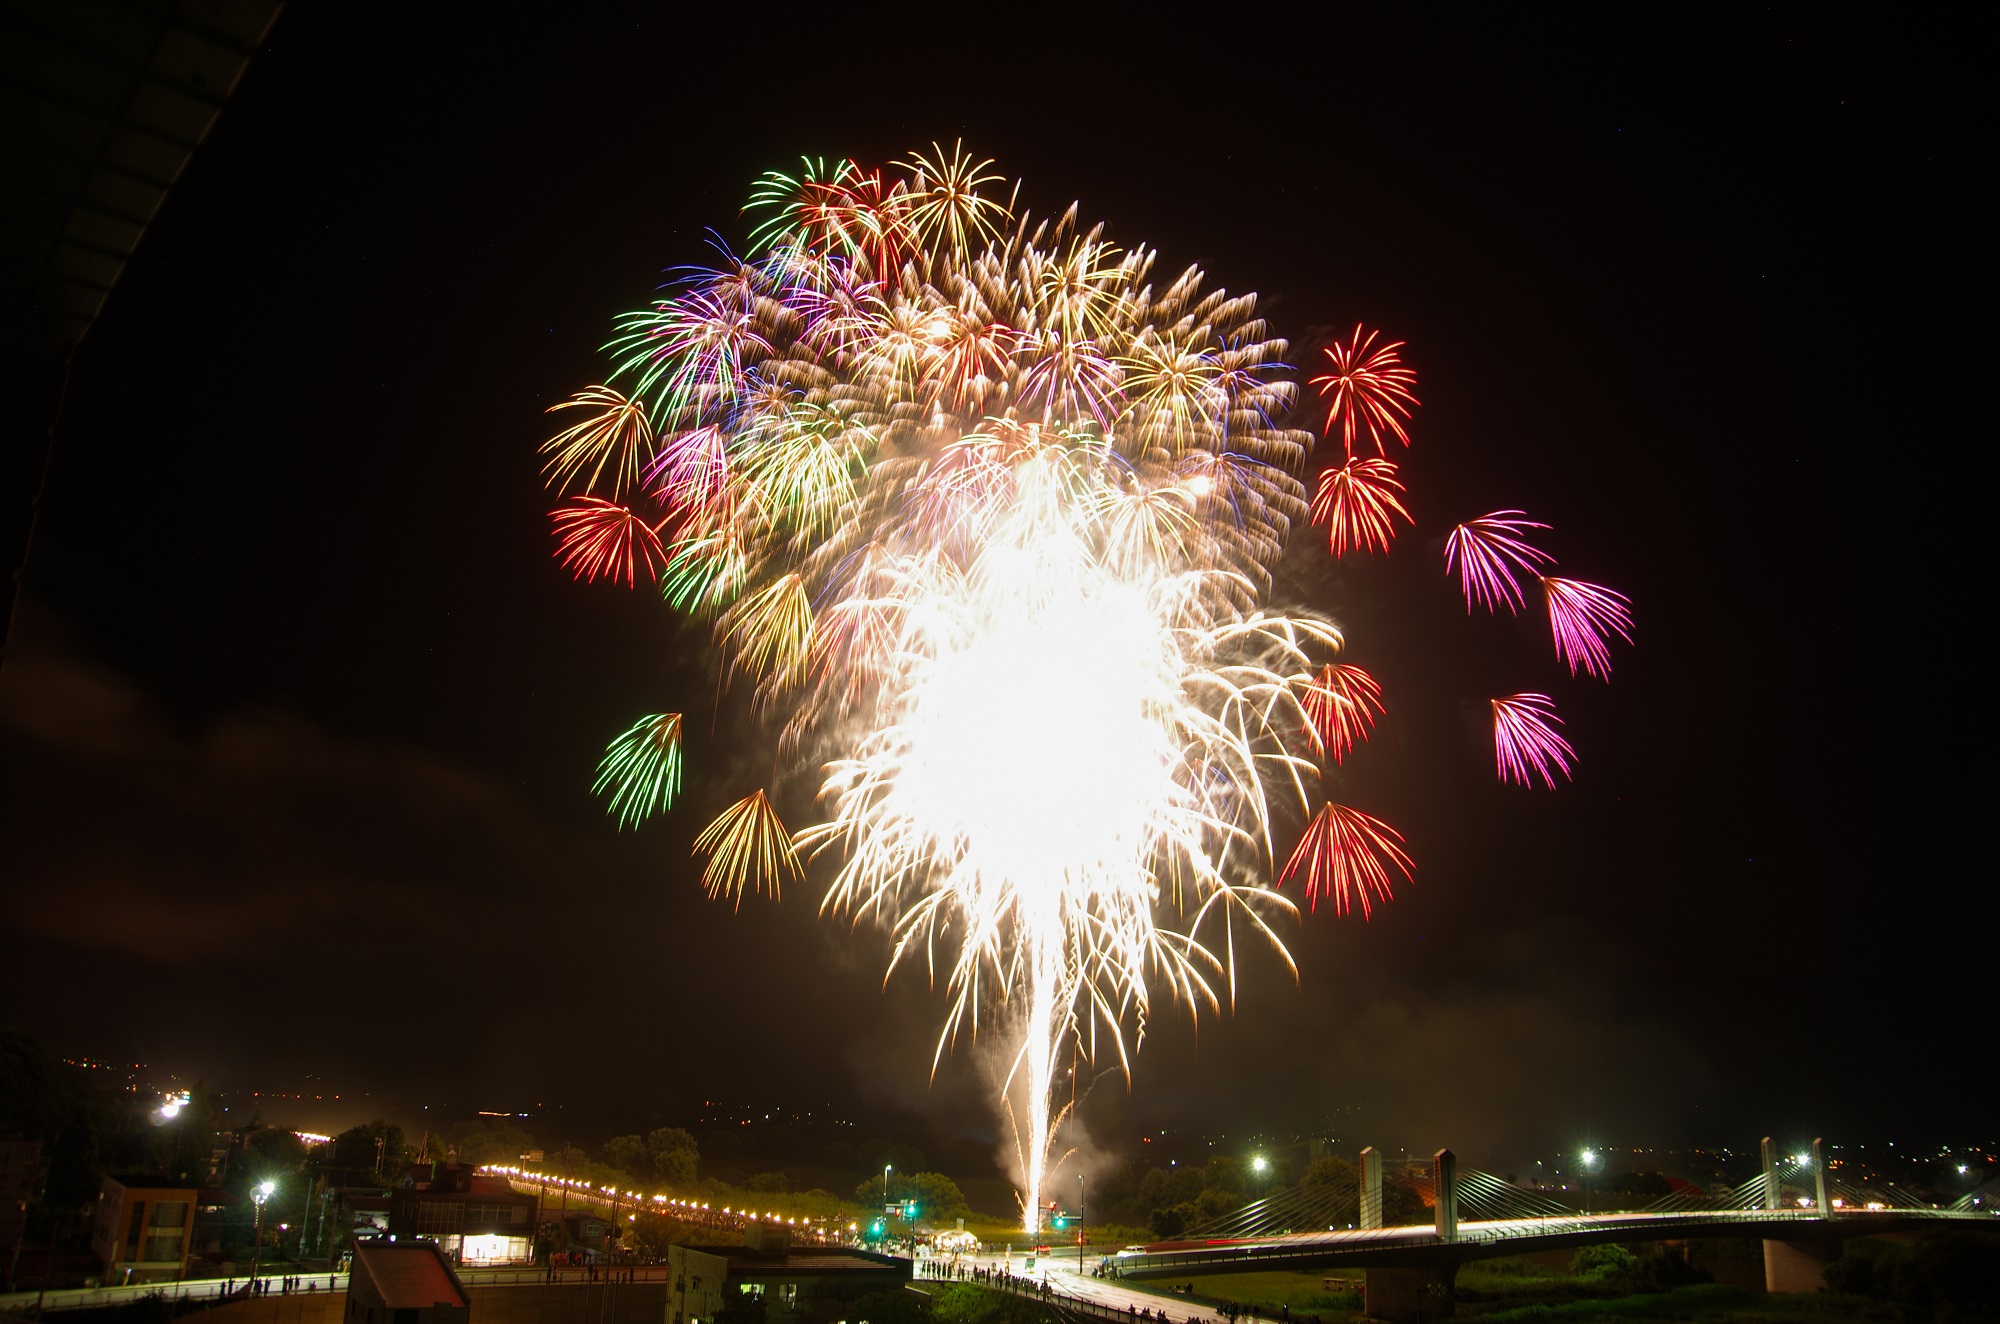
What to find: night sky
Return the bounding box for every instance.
[1,7,1985,1170]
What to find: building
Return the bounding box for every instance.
[0,1139,40,1285]
[90,1175,200,1285]
[326,1186,393,1260]
[555,1211,619,1263]
[189,1187,235,1267]
[344,1239,469,1324]
[669,1226,909,1324]
[386,1163,535,1265]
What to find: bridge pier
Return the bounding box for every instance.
[1359,1146,1383,1230]
[1363,1265,1456,1321]
[1433,1149,1457,1243]
[1760,1137,1779,1210]
[1763,1238,1836,1293]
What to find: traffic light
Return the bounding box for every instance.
[903,1201,918,1218]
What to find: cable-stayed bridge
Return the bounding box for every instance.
[1106,1138,1994,1319]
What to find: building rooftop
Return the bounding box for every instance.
[678,1245,904,1275]
[352,1241,470,1309]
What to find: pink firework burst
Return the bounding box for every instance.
[1279,803,1412,918]
[1541,576,1634,680]
[1311,456,1412,556]
[551,497,668,587]
[1444,510,1555,614]
[1301,663,1385,763]
[1311,323,1420,454]
[1491,693,1575,789]
[646,424,730,519]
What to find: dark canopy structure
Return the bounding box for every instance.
[0,0,281,654]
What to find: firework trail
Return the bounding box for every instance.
[541,145,1628,1231]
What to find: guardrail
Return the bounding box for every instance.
[977,1272,1205,1324]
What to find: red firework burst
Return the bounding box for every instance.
[1279,803,1412,918]
[1301,663,1385,763]
[1311,323,1420,454]
[551,497,668,587]
[1311,456,1412,556]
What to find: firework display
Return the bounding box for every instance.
[540,146,1629,1231]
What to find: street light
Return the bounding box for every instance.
[250,1181,277,1290]
[1579,1150,1597,1216]
[1252,1155,1269,1201]
[1077,1173,1085,1271]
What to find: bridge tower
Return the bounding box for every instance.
[1812,1137,1829,1213]
[1433,1148,1458,1243]
[1760,1137,1779,1211]
[1358,1146,1383,1230]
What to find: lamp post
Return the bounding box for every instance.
[1076,1174,1085,1271]
[1252,1155,1269,1201]
[883,1164,892,1244]
[250,1181,276,1290]
[1579,1150,1596,1217]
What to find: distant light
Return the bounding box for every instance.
[1252,1156,1269,1174]
[1959,1165,1970,1175]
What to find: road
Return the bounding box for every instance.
[926,1250,1241,1324]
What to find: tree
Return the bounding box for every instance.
[330,1121,406,1175]
[448,1119,535,1167]
[1138,1165,1202,1212]
[1299,1156,1360,1226]
[44,1106,102,1215]
[852,1170,967,1220]
[0,1033,58,1143]
[1202,1156,1246,1198]
[1571,1244,1635,1280]
[843,1290,922,1324]
[1382,1179,1426,1228]
[245,1126,308,1177]
[1149,1203,1194,1238]
[603,1135,649,1179]
[1302,1156,1357,1191]
[647,1128,699,1186]
[903,1171,968,1219]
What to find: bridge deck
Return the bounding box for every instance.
[1117,1208,1996,1274]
